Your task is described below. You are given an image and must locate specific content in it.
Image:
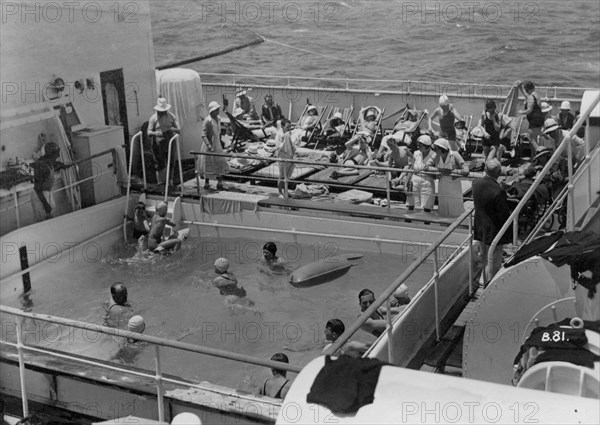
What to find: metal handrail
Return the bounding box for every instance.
[0,304,302,421]
[487,91,600,267]
[199,72,594,94]
[164,134,184,202]
[191,150,475,207]
[0,305,302,374]
[124,131,145,241]
[324,206,475,358]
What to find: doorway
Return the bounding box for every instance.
[100,69,129,145]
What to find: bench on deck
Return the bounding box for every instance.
[257,198,469,228]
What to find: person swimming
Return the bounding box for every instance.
[104,282,134,329]
[260,242,288,273]
[213,257,255,309]
[145,202,182,253]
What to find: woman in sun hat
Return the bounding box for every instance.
[198,100,228,191]
[556,100,575,130]
[425,138,469,217]
[291,105,320,145]
[147,97,180,181]
[405,135,436,212]
[428,95,463,151]
[542,117,585,165]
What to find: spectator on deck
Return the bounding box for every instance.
[472,159,513,287]
[428,95,463,151]
[331,132,373,178]
[276,118,296,198]
[261,94,284,127]
[542,118,586,166]
[517,80,545,158]
[425,138,469,218]
[147,97,180,183]
[234,88,259,121]
[322,111,346,142]
[291,105,320,145]
[31,141,71,221]
[198,101,228,191]
[104,282,134,329]
[556,101,576,130]
[477,99,513,161]
[357,107,380,138]
[259,353,292,399]
[405,135,436,212]
[371,137,413,181]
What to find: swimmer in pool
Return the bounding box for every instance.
[145,202,182,253]
[357,288,404,337]
[113,315,146,364]
[260,242,288,273]
[213,257,256,309]
[132,201,151,240]
[104,282,134,329]
[322,318,371,358]
[259,353,292,399]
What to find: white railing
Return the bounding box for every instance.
[199,72,592,100]
[123,131,146,241]
[0,305,300,421]
[164,134,185,201]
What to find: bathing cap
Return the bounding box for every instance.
[110,282,128,305]
[128,315,145,334]
[394,284,409,299]
[263,242,277,255]
[366,109,376,118]
[171,412,202,425]
[439,95,450,106]
[156,201,168,211]
[214,257,229,273]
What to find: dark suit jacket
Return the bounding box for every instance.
[473,175,513,245]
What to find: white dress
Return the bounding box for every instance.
[432,152,465,217]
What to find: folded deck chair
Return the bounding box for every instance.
[225,111,270,153]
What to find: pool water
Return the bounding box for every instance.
[3,235,434,392]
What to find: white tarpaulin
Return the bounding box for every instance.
[156,68,206,124]
[155,68,207,159]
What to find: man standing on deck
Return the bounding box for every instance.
[472,159,513,288]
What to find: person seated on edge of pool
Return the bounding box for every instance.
[104,282,134,329]
[357,288,404,337]
[322,319,371,358]
[259,353,292,399]
[260,242,288,272]
[145,202,182,253]
[331,132,373,178]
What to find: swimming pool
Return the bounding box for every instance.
[1,231,437,392]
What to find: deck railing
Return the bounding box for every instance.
[199,72,592,100]
[0,305,300,421]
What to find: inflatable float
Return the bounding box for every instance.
[290,254,363,287]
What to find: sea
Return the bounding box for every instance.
[150,0,600,90]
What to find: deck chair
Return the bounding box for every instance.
[225,111,270,153]
[292,104,327,146]
[312,106,354,150]
[353,106,385,147]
